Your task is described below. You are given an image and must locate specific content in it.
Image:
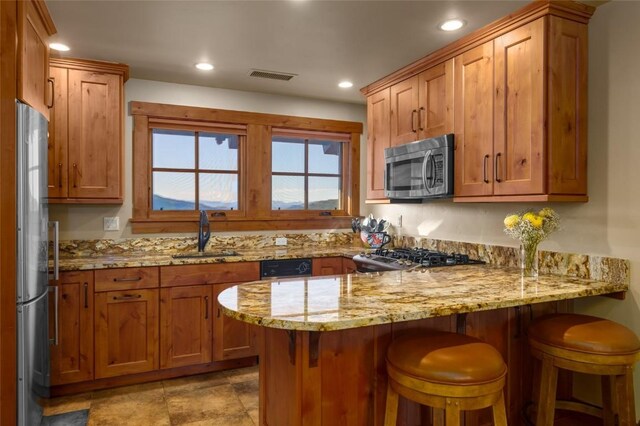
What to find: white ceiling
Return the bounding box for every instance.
[46,0,527,105]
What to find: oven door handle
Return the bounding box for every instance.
[422,152,432,194]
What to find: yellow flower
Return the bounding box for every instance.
[504,214,520,229]
[538,207,554,218]
[524,213,543,229]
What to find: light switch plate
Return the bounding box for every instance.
[104,217,120,231]
[275,237,287,246]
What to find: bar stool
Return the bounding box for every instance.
[384,331,508,426]
[528,313,640,426]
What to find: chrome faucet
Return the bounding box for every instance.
[197,210,211,252]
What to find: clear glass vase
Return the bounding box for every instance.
[520,242,539,278]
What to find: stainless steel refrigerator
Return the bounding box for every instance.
[16,101,58,426]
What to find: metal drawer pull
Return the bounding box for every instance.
[483,154,490,183]
[495,153,502,183]
[419,106,425,131]
[113,276,142,282]
[113,294,142,301]
[411,109,417,133]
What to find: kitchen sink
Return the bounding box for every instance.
[171,250,240,259]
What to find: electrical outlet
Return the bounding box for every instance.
[275,237,288,246]
[397,215,403,228]
[103,217,120,231]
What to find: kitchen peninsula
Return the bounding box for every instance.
[218,266,628,425]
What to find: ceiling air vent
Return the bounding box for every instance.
[249,69,297,81]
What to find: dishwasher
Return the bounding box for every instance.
[260,258,312,280]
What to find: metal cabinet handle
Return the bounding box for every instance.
[72,163,78,188]
[113,276,142,282]
[112,294,142,301]
[47,78,54,109]
[204,296,209,319]
[48,221,59,281]
[58,163,63,188]
[495,153,502,183]
[49,286,59,345]
[411,109,417,133]
[483,154,490,184]
[418,106,425,131]
[84,283,89,309]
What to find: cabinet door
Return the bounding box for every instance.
[50,271,94,385]
[390,76,420,146]
[95,289,159,378]
[213,283,258,361]
[17,0,52,120]
[312,257,344,276]
[366,89,391,200]
[454,42,495,197]
[160,285,212,369]
[67,70,121,199]
[418,59,454,140]
[342,258,357,274]
[47,66,68,198]
[494,19,545,196]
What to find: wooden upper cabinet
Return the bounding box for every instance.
[493,18,545,196]
[48,58,128,203]
[94,289,159,378]
[366,89,391,201]
[417,59,454,140]
[454,41,495,197]
[50,271,94,385]
[17,0,56,120]
[160,285,213,369]
[390,76,419,146]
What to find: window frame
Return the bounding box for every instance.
[130,101,361,233]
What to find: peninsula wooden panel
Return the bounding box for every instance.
[160,285,212,369]
[312,257,344,276]
[454,41,495,197]
[67,70,121,199]
[213,283,258,360]
[418,59,454,140]
[548,16,588,196]
[94,267,159,292]
[390,76,419,146]
[48,66,69,198]
[95,289,159,378]
[494,18,545,196]
[160,262,260,287]
[366,89,391,201]
[50,271,94,385]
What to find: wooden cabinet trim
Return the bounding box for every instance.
[95,267,159,292]
[360,0,594,97]
[50,57,129,81]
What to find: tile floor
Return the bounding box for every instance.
[43,366,259,426]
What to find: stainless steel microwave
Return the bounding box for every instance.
[384,134,454,200]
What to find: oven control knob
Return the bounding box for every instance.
[365,253,372,258]
[359,252,366,256]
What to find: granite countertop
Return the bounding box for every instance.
[217,265,628,332]
[57,246,363,271]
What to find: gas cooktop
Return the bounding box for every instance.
[352,247,485,272]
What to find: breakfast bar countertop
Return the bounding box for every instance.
[217,265,628,332]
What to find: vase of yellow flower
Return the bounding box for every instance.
[503,208,559,277]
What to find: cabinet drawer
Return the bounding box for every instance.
[95,267,159,292]
[160,262,260,287]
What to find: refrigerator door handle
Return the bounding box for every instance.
[48,221,59,281]
[48,286,59,346]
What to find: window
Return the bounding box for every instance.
[271,132,345,212]
[130,101,361,233]
[151,129,242,212]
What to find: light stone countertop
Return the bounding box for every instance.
[57,246,363,271]
[217,265,628,332]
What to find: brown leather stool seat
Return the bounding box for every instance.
[384,331,508,426]
[528,313,640,426]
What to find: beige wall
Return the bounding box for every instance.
[50,79,367,240]
[366,1,640,411]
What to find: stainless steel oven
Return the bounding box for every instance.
[384,133,454,200]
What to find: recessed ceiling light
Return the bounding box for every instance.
[439,19,466,32]
[338,81,353,89]
[49,43,70,52]
[195,63,214,71]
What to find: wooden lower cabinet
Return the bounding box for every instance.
[95,289,159,379]
[160,285,213,369]
[213,282,259,361]
[342,257,357,274]
[312,257,344,276]
[50,271,94,385]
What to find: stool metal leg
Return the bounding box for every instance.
[602,375,616,426]
[614,368,636,426]
[492,391,508,426]
[384,382,399,426]
[536,354,558,426]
